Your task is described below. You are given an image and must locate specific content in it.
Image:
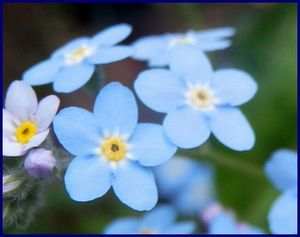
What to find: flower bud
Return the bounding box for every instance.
[3,175,22,198]
[24,148,56,179]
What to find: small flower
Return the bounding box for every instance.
[3,81,60,157]
[53,82,177,211]
[154,156,216,215]
[104,205,195,234]
[3,175,22,198]
[132,27,235,67]
[202,203,264,234]
[22,24,133,93]
[264,149,297,234]
[24,148,57,179]
[135,46,257,150]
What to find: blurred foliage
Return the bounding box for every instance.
[4,3,297,234]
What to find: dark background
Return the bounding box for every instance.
[3,3,297,234]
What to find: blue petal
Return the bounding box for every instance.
[139,205,176,232]
[208,106,255,151]
[268,192,297,234]
[134,69,185,113]
[196,27,236,40]
[195,40,232,51]
[166,222,195,234]
[174,165,216,215]
[104,218,139,234]
[22,59,62,86]
[154,156,201,198]
[169,45,213,84]
[64,156,111,202]
[130,123,177,166]
[87,46,133,64]
[51,37,90,59]
[209,213,237,234]
[163,106,211,148]
[148,52,170,67]
[210,69,257,106]
[89,23,132,47]
[53,107,102,156]
[264,149,297,192]
[94,82,138,136]
[53,63,95,93]
[112,160,157,211]
[132,35,166,60]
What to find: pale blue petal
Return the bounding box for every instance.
[209,106,255,151]
[104,218,139,234]
[134,69,185,113]
[132,35,166,60]
[169,45,213,84]
[130,123,177,166]
[195,40,232,51]
[22,59,62,86]
[94,82,138,136]
[196,27,236,40]
[64,156,111,202]
[268,192,297,234]
[148,52,170,67]
[154,156,200,198]
[166,222,195,234]
[53,63,95,93]
[53,107,101,156]
[139,205,176,231]
[89,23,132,47]
[51,37,90,59]
[210,69,257,106]
[264,149,297,192]
[112,160,157,211]
[163,106,211,148]
[174,165,216,215]
[209,213,237,234]
[87,46,133,64]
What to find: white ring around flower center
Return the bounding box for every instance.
[167,33,197,50]
[64,44,95,65]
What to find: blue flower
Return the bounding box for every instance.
[53,82,176,211]
[202,203,264,234]
[264,149,297,234]
[23,24,133,93]
[154,156,216,215]
[132,27,235,67]
[104,205,195,234]
[134,46,257,150]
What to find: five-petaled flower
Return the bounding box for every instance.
[53,82,177,211]
[135,46,257,151]
[264,149,297,234]
[22,24,133,93]
[104,205,195,234]
[132,27,235,67]
[3,81,60,157]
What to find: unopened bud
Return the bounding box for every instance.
[3,175,22,198]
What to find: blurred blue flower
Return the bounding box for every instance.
[23,24,133,93]
[53,82,177,211]
[132,27,235,67]
[202,203,264,234]
[154,156,216,215]
[135,46,257,151]
[104,205,195,234]
[264,149,297,234]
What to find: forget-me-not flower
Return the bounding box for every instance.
[135,46,257,151]
[154,156,216,215]
[132,27,235,67]
[104,205,195,234]
[202,203,264,234]
[264,149,297,234]
[3,81,60,157]
[53,82,177,211]
[23,24,133,93]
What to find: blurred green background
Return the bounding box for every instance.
[3,3,297,234]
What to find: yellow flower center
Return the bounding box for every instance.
[101,137,127,162]
[139,229,158,234]
[15,121,37,144]
[168,34,196,49]
[65,45,94,65]
[186,86,217,110]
